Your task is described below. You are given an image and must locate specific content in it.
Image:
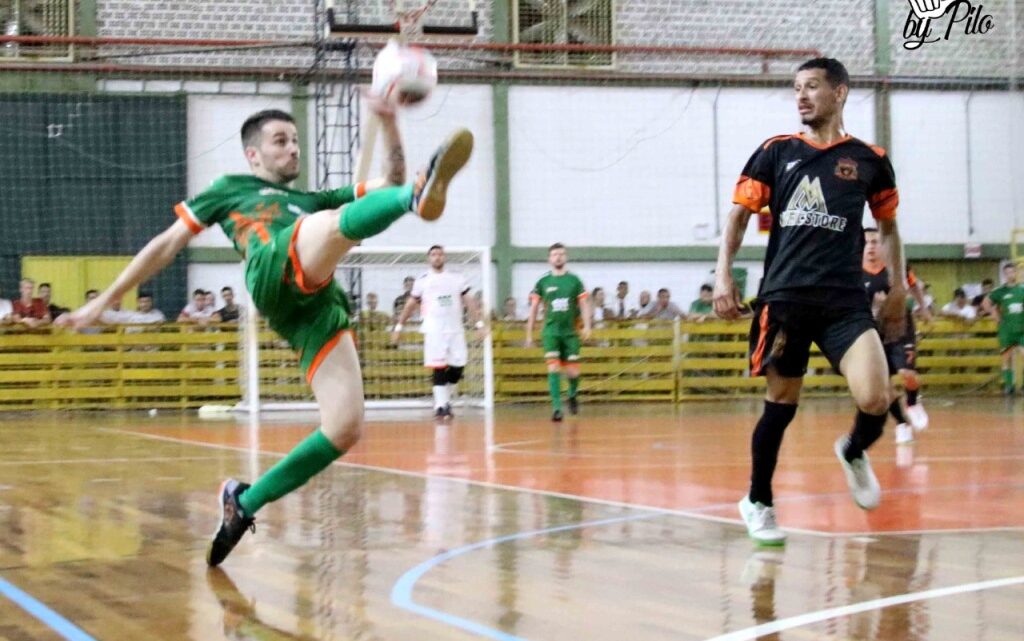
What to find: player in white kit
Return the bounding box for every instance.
[392,245,485,418]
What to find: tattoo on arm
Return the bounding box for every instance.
[386,146,406,185]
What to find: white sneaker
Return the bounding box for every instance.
[834,436,881,510]
[738,496,787,545]
[894,423,914,445]
[906,403,929,431]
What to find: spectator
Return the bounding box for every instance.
[12,278,51,328]
[37,283,69,318]
[215,286,243,322]
[205,290,217,311]
[688,284,716,321]
[500,296,518,321]
[612,280,630,319]
[973,278,995,317]
[642,288,685,320]
[940,288,977,321]
[100,299,133,324]
[178,288,216,324]
[0,287,12,324]
[359,292,390,327]
[125,291,166,324]
[393,276,415,320]
[590,287,613,325]
[912,282,936,319]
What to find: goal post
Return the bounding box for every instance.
[236,245,494,413]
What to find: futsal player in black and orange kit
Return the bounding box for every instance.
[714,58,910,545]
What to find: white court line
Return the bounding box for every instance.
[100,428,1024,538]
[705,575,1024,641]
[0,456,224,466]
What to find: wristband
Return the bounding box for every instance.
[394,323,403,332]
[474,320,484,329]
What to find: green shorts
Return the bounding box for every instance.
[542,333,581,365]
[998,324,1024,351]
[245,218,352,382]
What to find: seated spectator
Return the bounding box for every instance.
[634,290,654,318]
[500,296,518,321]
[393,276,415,320]
[205,290,217,311]
[0,288,12,324]
[940,288,977,321]
[590,287,613,326]
[178,288,217,324]
[912,283,936,320]
[125,291,166,324]
[100,299,134,324]
[972,278,994,317]
[642,288,685,320]
[215,286,243,322]
[12,278,51,328]
[612,281,631,319]
[688,284,716,321]
[37,283,69,318]
[359,292,390,327]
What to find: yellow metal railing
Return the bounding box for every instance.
[0,319,1002,410]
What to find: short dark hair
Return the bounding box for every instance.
[700,284,713,293]
[193,288,205,297]
[863,226,879,235]
[241,109,295,148]
[618,280,628,287]
[39,282,51,289]
[428,245,443,253]
[85,289,98,297]
[549,242,565,252]
[657,288,670,295]
[1004,263,1017,270]
[138,291,153,300]
[797,57,850,88]
[954,288,966,298]
[982,278,994,286]
[592,287,603,295]
[221,286,233,294]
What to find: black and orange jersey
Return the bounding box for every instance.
[863,264,917,339]
[734,133,899,306]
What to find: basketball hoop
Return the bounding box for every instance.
[392,0,438,40]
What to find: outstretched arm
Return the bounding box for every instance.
[714,204,753,319]
[58,220,193,328]
[525,296,540,347]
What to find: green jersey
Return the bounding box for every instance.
[531,271,586,336]
[689,299,713,315]
[175,175,357,256]
[989,284,1024,331]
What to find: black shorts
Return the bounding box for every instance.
[749,300,877,377]
[883,335,916,375]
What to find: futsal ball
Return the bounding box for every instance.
[371,40,438,106]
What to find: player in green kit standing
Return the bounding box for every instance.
[58,99,474,566]
[526,243,592,421]
[983,262,1024,395]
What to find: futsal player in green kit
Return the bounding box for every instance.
[983,262,1024,395]
[58,98,474,566]
[526,243,592,421]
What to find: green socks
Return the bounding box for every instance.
[238,429,342,516]
[1003,368,1015,389]
[547,372,562,411]
[568,376,579,399]
[339,184,414,241]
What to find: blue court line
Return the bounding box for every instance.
[390,512,662,641]
[0,575,99,641]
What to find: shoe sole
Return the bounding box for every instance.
[417,129,474,221]
[207,478,232,566]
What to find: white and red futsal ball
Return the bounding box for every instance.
[371,40,438,106]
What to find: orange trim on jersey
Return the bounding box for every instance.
[287,217,334,294]
[796,132,852,151]
[306,329,354,385]
[868,144,888,158]
[576,291,589,300]
[868,188,899,220]
[863,263,885,276]
[561,361,580,368]
[907,270,918,287]
[545,359,561,366]
[733,175,771,212]
[355,181,368,199]
[174,203,204,235]
[750,304,770,375]
[529,293,541,302]
[762,134,798,150]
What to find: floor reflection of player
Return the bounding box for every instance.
[207,567,318,641]
[844,536,929,641]
[742,550,784,641]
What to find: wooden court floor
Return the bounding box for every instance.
[0,398,1022,641]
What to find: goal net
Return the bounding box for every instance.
[237,245,494,412]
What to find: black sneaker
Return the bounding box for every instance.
[434,406,447,419]
[207,479,255,567]
[567,396,578,415]
[552,409,563,422]
[1005,385,1017,397]
[444,403,454,419]
[411,129,474,221]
